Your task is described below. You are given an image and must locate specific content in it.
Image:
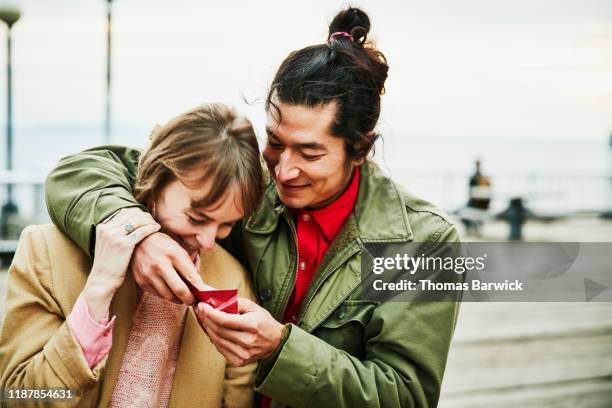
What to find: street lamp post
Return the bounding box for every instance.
[104,0,113,144]
[0,8,20,238]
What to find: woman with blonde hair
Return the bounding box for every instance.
[0,103,264,407]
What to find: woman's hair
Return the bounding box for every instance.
[266,7,389,160]
[134,103,264,217]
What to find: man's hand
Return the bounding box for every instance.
[131,231,208,304]
[194,297,285,366]
[110,207,206,305]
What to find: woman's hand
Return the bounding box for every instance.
[83,209,160,321]
[194,298,285,366]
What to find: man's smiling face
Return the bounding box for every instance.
[262,100,360,210]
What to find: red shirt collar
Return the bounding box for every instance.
[298,166,360,242]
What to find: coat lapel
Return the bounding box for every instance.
[168,248,231,408]
[297,214,362,332]
[297,162,415,332]
[168,311,225,408]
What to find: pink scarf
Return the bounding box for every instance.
[108,292,188,407]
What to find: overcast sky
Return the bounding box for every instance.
[0,0,611,143]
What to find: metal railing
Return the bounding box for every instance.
[397,171,612,216]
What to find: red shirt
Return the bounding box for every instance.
[281,166,361,324]
[261,167,360,407]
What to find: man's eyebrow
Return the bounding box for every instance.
[296,142,327,151]
[265,128,327,151]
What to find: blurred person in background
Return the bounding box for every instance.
[460,159,492,236]
[0,104,263,407]
[468,159,492,211]
[43,7,461,407]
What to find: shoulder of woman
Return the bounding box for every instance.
[24,224,88,263]
[13,224,90,303]
[14,225,71,269]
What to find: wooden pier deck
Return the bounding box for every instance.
[439,217,612,407]
[439,302,612,407]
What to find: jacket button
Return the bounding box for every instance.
[259,288,273,303]
[337,310,346,319]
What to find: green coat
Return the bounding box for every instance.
[45,146,461,408]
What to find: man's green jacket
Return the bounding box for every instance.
[45,146,461,408]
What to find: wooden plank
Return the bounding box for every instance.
[439,377,612,408]
[442,331,612,393]
[440,301,612,405]
[453,303,612,342]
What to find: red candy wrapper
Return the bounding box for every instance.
[181,275,238,314]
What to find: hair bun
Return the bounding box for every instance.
[328,7,371,45]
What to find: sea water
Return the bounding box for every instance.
[3,124,610,218]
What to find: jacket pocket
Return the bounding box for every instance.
[314,300,378,359]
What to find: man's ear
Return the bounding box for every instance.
[352,157,366,166]
[352,131,378,165]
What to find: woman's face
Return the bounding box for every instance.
[262,100,361,210]
[153,176,243,256]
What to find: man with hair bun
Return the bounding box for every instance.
[43,7,460,407]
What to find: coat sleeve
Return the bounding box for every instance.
[0,227,107,407]
[44,145,146,257]
[254,224,462,408]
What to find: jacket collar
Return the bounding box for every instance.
[246,161,413,243]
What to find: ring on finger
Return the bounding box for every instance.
[123,222,135,234]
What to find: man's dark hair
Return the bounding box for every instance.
[266,7,389,160]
